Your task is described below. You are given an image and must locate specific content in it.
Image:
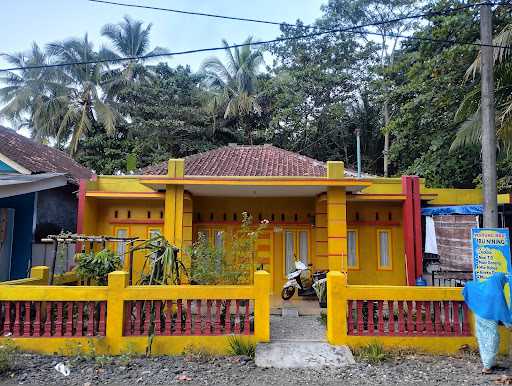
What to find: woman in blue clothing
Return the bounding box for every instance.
[463,272,512,374]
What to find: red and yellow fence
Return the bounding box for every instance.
[327,271,508,354]
[0,267,271,355]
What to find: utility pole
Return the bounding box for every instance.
[480,4,498,228]
[356,128,362,178]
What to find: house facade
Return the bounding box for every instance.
[0,126,92,280]
[79,144,485,291]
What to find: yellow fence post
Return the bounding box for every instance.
[327,271,347,345]
[30,266,49,284]
[254,270,271,342]
[107,271,128,354]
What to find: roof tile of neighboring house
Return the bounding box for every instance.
[0,126,92,184]
[140,144,361,177]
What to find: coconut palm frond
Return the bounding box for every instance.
[465,23,512,80]
[94,97,119,136]
[199,37,264,136]
[451,110,481,152]
[455,86,481,123]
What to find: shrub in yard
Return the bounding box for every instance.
[0,339,17,374]
[355,342,388,364]
[186,212,268,285]
[74,249,122,285]
[227,336,256,358]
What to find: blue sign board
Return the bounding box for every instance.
[472,228,511,282]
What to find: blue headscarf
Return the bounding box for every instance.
[463,272,512,325]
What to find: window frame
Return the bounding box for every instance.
[113,226,129,264]
[347,228,359,270]
[376,228,393,270]
[282,228,311,277]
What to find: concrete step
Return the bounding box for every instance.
[255,341,355,368]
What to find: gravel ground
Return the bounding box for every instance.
[0,351,509,385]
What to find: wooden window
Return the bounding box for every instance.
[195,228,224,270]
[347,229,359,269]
[284,231,295,275]
[148,228,162,260]
[148,228,161,239]
[195,228,225,253]
[283,229,310,275]
[114,227,129,263]
[377,229,392,270]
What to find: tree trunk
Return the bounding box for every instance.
[383,100,390,177]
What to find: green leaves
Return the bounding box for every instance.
[74,249,122,285]
[131,234,185,285]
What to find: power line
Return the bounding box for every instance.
[1,3,511,73]
[88,0,499,32]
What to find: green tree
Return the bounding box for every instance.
[46,35,123,153]
[76,63,222,173]
[100,16,167,98]
[452,11,512,151]
[385,0,482,187]
[264,21,382,173]
[321,0,420,176]
[0,43,66,141]
[200,37,264,142]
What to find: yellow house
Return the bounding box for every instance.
[78,144,484,292]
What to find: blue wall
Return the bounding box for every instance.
[0,193,35,279]
[0,160,17,173]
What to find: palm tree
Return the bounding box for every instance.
[199,37,264,140]
[45,34,122,153]
[100,16,167,98]
[0,43,67,141]
[452,23,512,152]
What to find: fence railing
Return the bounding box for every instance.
[0,267,270,355]
[326,271,492,354]
[430,270,472,287]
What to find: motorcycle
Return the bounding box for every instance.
[281,260,326,300]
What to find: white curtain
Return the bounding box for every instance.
[424,216,438,254]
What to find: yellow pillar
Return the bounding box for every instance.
[30,266,49,285]
[254,270,271,342]
[326,161,347,272]
[106,271,128,354]
[327,271,347,345]
[327,160,344,179]
[164,159,185,248]
[182,192,193,270]
[327,187,347,271]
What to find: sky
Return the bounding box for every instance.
[0,0,326,72]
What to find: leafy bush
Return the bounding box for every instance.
[74,249,122,285]
[0,339,17,374]
[227,336,255,358]
[186,212,268,285]
[133,235,185,285]
[355,342,388,364]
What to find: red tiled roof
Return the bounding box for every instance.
[140,144,328,177]
[0,126,92,184]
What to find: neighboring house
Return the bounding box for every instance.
[78,144,487,292]
[0,126,92,280]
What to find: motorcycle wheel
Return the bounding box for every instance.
[281,286,295,300]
